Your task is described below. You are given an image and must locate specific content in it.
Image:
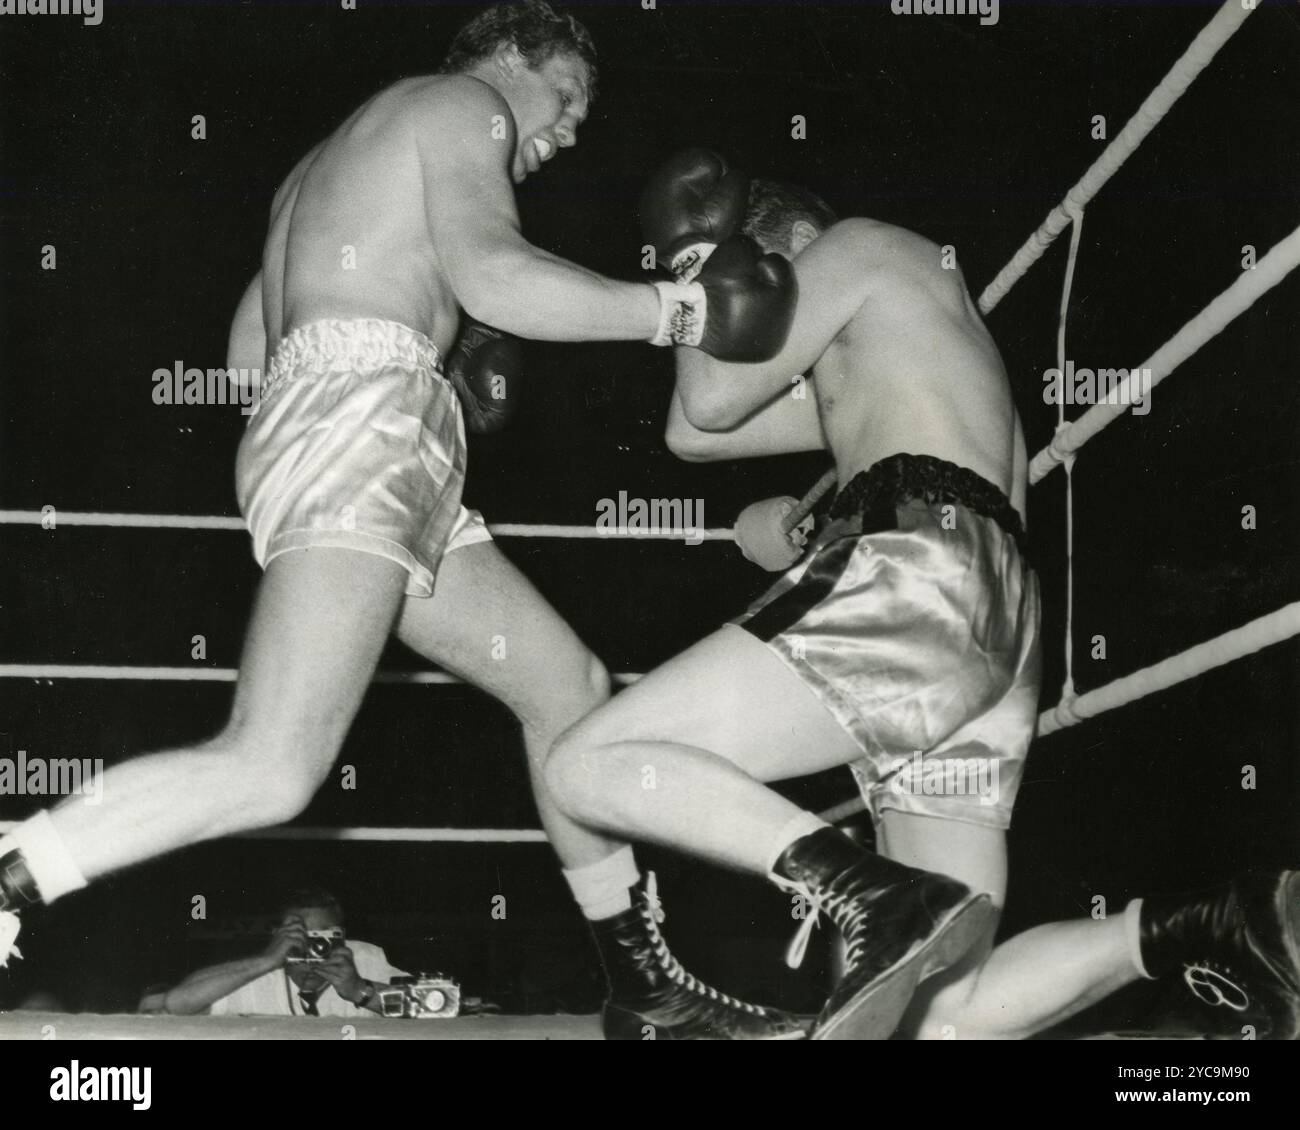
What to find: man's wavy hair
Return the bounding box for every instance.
[279,886,345,926]
[743,179,838,255]
[442,1,598,96]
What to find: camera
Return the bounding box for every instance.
[286,927,345,964]
[379,974,461,1019]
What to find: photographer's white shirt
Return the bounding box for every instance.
[209,940,407,1018]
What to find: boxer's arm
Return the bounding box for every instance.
[673,219,881,429]
[664,381,826,462]
[226,271,266,377]
[418,79,659,343]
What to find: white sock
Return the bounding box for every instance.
[563,846,639,921]
[764,811,832,879]
[1123,898,1154,979]
[1,812,88,905]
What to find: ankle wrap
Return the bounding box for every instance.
[0,850,42,911]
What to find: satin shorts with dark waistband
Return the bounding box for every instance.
[731,454,1042,830]
[236,319,491,598]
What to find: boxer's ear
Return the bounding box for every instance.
[789,221,821,258]
[495,42,527,80]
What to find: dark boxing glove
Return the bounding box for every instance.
[651,234,797,363]
[446,319,522,434]
[640,148,751,282]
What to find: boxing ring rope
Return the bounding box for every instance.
[0,663,641,686]
[1028,222,1300,483]
[784,0,1261,522]
[6,573,1292,842]
[7,599,1296,737]
[975,0,1256,315]
[1037,602,1300,737]
[1052,206,1086,704]
[0,819,549,843]
[772,0,1296,820]
[0,511,735,542]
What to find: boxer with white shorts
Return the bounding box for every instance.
[237,319,486,597]
[1,4,807,1040]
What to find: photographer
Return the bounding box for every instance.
[141,887,406,1018]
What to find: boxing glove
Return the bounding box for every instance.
[734,496,814,571]
[641,148,750,282]
[651,234,797,363]
[446,319,522,434]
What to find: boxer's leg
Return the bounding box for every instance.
[6,548,408,893]
[395,542,804,1040]
[546,623,997,1040]
[879,812,1138,1040]
[547,624,863,871]
[394,539,618,870]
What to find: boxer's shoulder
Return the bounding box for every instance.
[821,218,937,272]
[784,218,899,306]
[816,219,967,308]
[400,75,516,177]
[399,73,513,132]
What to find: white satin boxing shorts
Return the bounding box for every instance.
[236,318,491,597]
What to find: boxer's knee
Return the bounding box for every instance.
[206,722,335,829]
[577,652,612,712]
[544,725,604,821]
[553,648,610,717]
[246,764,325,828]
[521,648,610,745]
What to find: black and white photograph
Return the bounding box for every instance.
[0,0,1297,1104]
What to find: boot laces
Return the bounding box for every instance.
[777,881,864,971]
[0,909,22,969]
[637,873,768,1017]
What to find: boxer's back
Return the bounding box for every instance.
[812,221,1027,518]
[260,76,465,356]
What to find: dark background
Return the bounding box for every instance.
[1,0,1297,1033]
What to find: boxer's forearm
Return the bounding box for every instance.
[669,219,881,429]
[458,243,660,344]
[670,346,802,431]
[664,384,826,462]
[417,80,660,346]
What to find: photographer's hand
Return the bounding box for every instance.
[317,946,382,1014]
[264,917,309,968]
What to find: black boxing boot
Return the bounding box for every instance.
[1137,871,1300,1040]
[591,873,808,1040]
[773,827,996,1040]
[0,849,42,970]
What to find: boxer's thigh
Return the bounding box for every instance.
[558,623,861,783]
[876,810,1007,902]
[229,546,409,755]
[395,540,607,732]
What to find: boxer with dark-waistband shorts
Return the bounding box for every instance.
[545,150,1300,1040]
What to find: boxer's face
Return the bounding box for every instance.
[498,47,591,182]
